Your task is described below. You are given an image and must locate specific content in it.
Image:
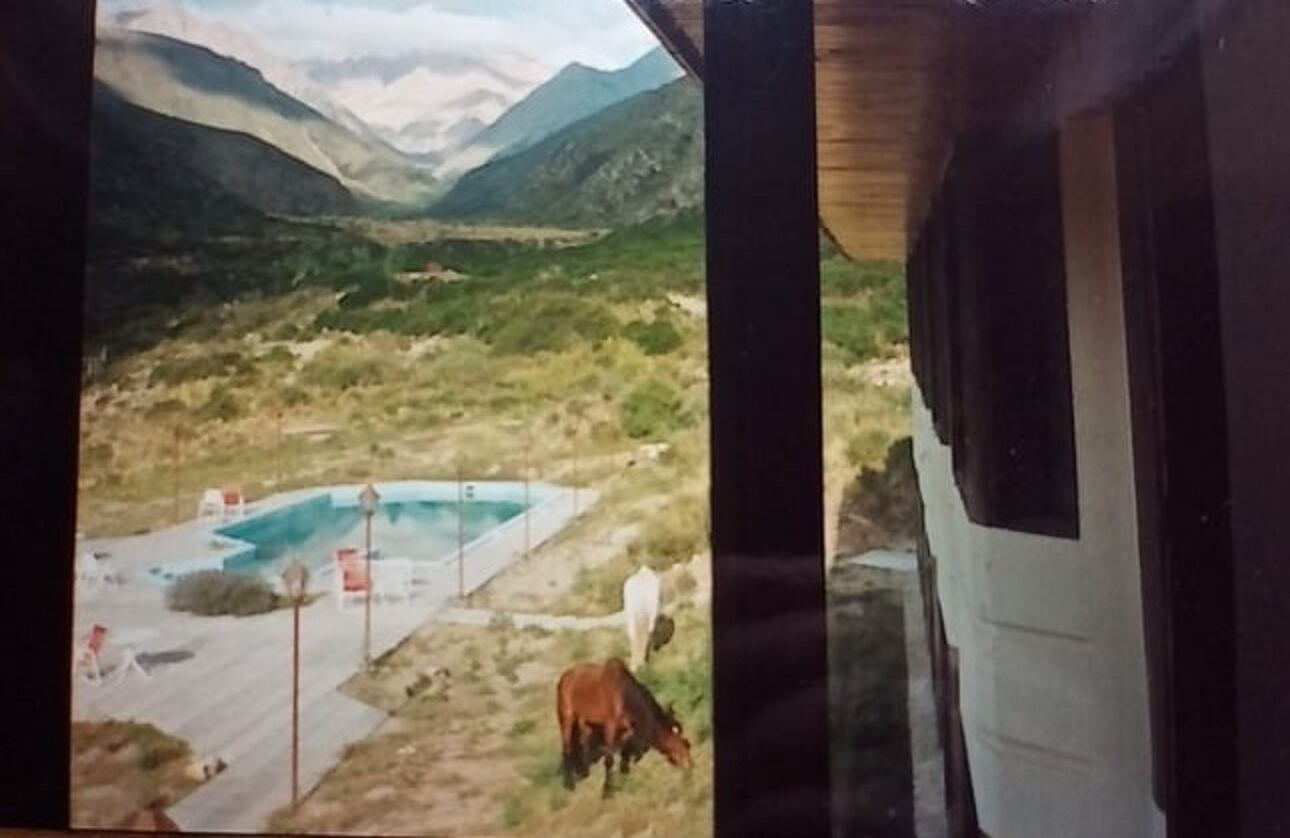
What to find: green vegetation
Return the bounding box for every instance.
[624,317,684,355]
[619,379,691,440]
[819,259,907,364]
[166,570,279,616]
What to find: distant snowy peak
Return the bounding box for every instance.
[298,51,549,156]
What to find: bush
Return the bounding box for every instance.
[483,295,619,354]
[196,384,241,422]
[624,318,683,356]
[629,500,708,569]
[821,304,882,363]
[150,352,254,386]
[619,379,690,439]
[299,349,395,391]
[837,436,920,555]
[166,570,279,616]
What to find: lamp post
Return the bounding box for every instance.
[523,422,531,559]
[281,560,309,808]
[358,483,380,669]
[456,464,465,599]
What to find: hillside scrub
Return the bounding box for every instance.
[71,719,201,829]
[619,379,691,440]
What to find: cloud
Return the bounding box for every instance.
[103,0,660,70]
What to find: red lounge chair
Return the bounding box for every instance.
[74,624,108,685]
[334,548,370,611]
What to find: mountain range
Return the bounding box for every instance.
[91,5,700,233]
[91,82,355,242]
[434,47,683,178]
[94,28,441,208]
[433,79,702,228]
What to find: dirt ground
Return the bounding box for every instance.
[268,604,712,836]
[70,719,202,829]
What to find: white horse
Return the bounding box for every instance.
[622,566,660,670]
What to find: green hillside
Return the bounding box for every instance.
[456,47,682,169]
[432,79,702,227]
[91,83,356,242]
[94,28,440,208]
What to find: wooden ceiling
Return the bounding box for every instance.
[623,0,1069,262]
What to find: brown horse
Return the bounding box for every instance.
[556,658,692,796]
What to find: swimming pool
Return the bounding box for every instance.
[145,481,546,584]
[218,494,525,575]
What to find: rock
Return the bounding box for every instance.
[184,755,227,783]
[405,666,452,698]
[362,786,397,803]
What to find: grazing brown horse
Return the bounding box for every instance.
[556,658,692,796]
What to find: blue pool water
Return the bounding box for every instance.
[217,494,525,575]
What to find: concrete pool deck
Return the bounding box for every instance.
[72,480,594,833]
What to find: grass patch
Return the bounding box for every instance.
[71,720,200,829]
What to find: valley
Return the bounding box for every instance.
[74,3,911,833]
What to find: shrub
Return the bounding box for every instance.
[483,295,619,354]
[144,398,186,420]
[619,379,690,439]
[166,570,279,616]
[624,318,683,356]
[821,304,882,364]
[299,349,394,391]
[629,500,708,569]
[846,428,891,468]
[149,352,253,386]
[196,385,241,422]
[837,436,920,555]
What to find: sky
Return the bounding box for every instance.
[99,0,661,71]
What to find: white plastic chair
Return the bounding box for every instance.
[220,489,246,521]
[76,552,109,589]
[373,559,414,604]
[196,488,224,522]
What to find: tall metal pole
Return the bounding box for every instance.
[275,409,284,486]
[457,467,465,598]
[291,597,300,806]
[363,512,372,668]
[523,435,531,559]
[571,420,579,516]
[172,424,181,524]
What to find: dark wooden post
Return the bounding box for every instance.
[291,597,301,806]
[0,1,92,825]
[703,2,830,835]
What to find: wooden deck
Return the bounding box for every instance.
[72,484,590,833]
